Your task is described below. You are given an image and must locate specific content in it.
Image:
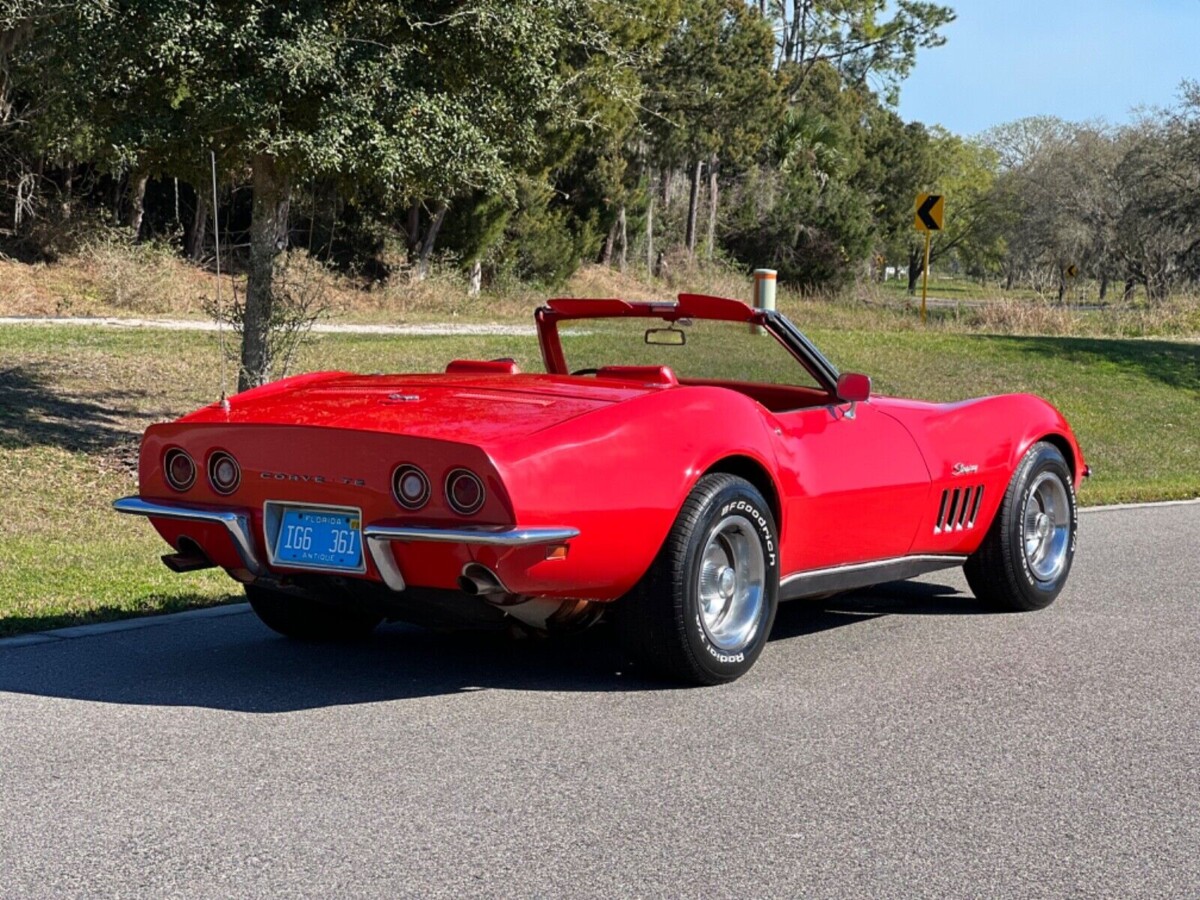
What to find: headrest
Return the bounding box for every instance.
[596,365,679,386]
[445,359,521,376]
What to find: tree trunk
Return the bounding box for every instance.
[662,168,674,210]
[60,163,74,221]
[685,158,702,259]
[617,204,627,272]
[907,246,923,294]
[705,153,719,260]
[1123,278,1135,302]
[415,200,448,281]
[108,175,122,224]
[188,190,209,262]
[239,154,291,392]
[1099,273,1108,301]
[468,259,482,297]
[406,202,421,260]
[127,171,149,239]
[646,190,655,275]
[600,217,617,265]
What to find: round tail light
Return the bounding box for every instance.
[207,451,241,495]
[392,464,431,510]
[446,468,485,516]
[164,449,196,492]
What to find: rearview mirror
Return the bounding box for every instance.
[645,327,686,346]
[836,372,871,403]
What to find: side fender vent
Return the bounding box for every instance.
[935,485,984,533]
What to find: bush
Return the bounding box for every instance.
[489,177,598,287]
[723,165,874,291]
[207,251,332,381]
[74,223,194,314]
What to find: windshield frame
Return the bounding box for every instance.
[535,297,840,394]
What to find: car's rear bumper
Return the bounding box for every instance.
[113,496,579,593]
[360,523,579,591]
[113,496,264,575]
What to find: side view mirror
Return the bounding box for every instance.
[836,372,871,404]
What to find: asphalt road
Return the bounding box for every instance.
[2,503,1198,898]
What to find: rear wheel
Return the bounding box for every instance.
[245,584,383,640]
[964,442,1077,611]
[614,474,779,685]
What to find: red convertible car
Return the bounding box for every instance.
[115,294,1085,684]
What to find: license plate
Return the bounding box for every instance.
[274,507,363,572]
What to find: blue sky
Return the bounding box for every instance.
[895,0,1200,135]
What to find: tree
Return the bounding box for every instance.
[902,131,999,293]
[1166,84,1200,283]
[766,0,955,103]
[29,0,627,388]
[644,0,780,260]
[856,109,936,280]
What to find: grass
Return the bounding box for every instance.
[1,321,1197,637]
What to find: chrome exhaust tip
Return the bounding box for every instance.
[458,563,508,596]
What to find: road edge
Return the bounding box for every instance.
[2,498,1196,650]
[1079,497,1200,514]
[0,603,251,650]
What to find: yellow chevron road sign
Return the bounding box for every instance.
[914,193,944,232]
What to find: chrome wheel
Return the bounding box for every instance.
[1022,472,1071,582]
[697,515,766,652]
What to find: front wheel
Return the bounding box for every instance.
[964,441,1078,611]
[245,584,383,641]
[614,474,780,684]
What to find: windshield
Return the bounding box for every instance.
[559,318,824,389]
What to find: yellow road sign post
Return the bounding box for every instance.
[914,193,944,324]
[920,231,932,324]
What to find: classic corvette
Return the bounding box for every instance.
[115,293,1086,684]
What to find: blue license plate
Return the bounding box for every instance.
[274,507,363,572]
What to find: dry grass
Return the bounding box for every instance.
[963,296,1200,338]
[2,240,1199,339]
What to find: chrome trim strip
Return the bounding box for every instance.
[763,310,841,393]
[362,525,580,546]
[779,554,967,601]
[361,525,579,593]
[114,499,579,594]
[113,496,263,575]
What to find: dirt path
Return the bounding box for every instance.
[0,316,537,336]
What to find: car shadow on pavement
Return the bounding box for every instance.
[0,580,988,712]
[769,578,987,642]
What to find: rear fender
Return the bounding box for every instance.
[492,387,780,600]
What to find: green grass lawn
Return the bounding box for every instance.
[1,323,1196,636]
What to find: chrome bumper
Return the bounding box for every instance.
[113,497,579,592]
[361,524,580,591]
[112,496,264,575]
